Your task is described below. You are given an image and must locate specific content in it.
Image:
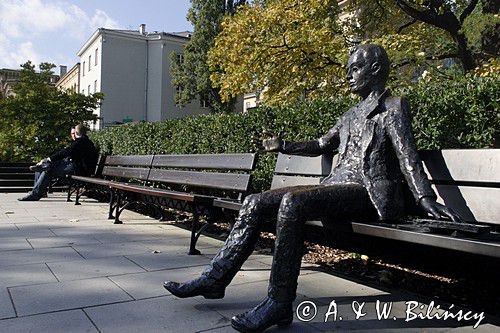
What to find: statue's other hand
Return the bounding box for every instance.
[253,132,283,152]
[420,197,463,223]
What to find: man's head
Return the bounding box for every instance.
[70,127,76,141]
[346,44,390,98]
[74,124,88,138]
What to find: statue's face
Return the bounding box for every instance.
[346,49,379,97]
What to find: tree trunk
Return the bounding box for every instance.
[453,32,478,71]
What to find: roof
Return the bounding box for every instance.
[78,28,191,56]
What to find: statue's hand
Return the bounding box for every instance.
[420,197,463,223]
[253,132,283,152]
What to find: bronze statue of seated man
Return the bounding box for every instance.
[163,44,461,332]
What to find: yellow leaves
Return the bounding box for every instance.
[208,0,347,106]
[472,58,500,78]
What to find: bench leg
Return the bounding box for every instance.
[75,185,81,205]
[108,190,115,219]
[188,207,202,255]
[66,180,73,202]
[114,192,123,224]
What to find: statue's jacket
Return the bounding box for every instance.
[282,90,436,220]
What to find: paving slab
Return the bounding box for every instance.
[0,263,58,287]
[0,287,15,319]
[49,226,119,237]
[296,271,388,304]
[0,228,56,239]
[203,323,319,333]
[0,223,19,231]
[305,300,481,332]
[125,251,211,271]
[108,267,203,299]
[71,242,153,259]
[138,237,220,255]
[0,309,98,333]
[84,296,229,333]
[9,277,133,316]
[0,247,83,267]
[0,238,33,251]
[47,256,146,281]
[27,235,102,249]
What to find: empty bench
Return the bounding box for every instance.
[271,149,500,258]
[68,154,154,220]
[106,153,257,254]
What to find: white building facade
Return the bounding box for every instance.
[78,25,208,129]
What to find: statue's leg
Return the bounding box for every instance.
[164,186,308,298]
[232,184,377,332]
[268,183,376,302]
[202,189,285,284]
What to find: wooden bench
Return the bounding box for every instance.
[67,155,154,220]
[271,149,500,258]
[108,153,257,254]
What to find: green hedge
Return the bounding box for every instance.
[91,74,499,192]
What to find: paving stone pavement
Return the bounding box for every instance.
[0,192,498,332]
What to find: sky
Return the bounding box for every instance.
[0,0,193,72]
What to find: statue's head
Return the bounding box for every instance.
[346,44,390,97]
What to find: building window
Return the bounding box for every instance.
[176,53,183,64]
[82,61,85,76]
[94,80,97,93]
[88,85,90,95]
[82,88,85,95]
[88,55,91,71]
[95,48,98,66]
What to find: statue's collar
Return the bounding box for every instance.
[358,89,391,119]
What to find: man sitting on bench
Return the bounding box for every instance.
[18,124,98,201]
[163,44,461,332]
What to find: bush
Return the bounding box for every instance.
[90,74,499,192]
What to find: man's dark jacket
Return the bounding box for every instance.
[50,135,98,176]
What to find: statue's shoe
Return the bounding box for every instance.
[231,297,293,333]
[163,276,225,299]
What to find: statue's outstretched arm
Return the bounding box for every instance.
[255,119,341,157]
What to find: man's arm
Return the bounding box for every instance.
[256,119,341,157]
[387,97,462,222]
[49,140,78,162]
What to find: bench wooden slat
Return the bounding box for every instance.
[109,182,199,202]
[271,175,322,189]
[421,149,499,184]
[102,166,150,180]
[346,222,500,258]
[105,155,154,167]
[274,154,333,176]
[148,169,251,191]
[152,153,256,170]
[70,175,111,186]
[213,199,243,211]
[433,184,500,224]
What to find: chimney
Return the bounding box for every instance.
[139,24,146,35]
[60,65,67,77]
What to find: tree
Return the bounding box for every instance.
[208,0,347,106]
[0,61,101,162]
[348,0,499,71]
[170,0,247,113]
[208,0,498,105]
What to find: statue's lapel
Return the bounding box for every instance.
[360,89,391,119]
